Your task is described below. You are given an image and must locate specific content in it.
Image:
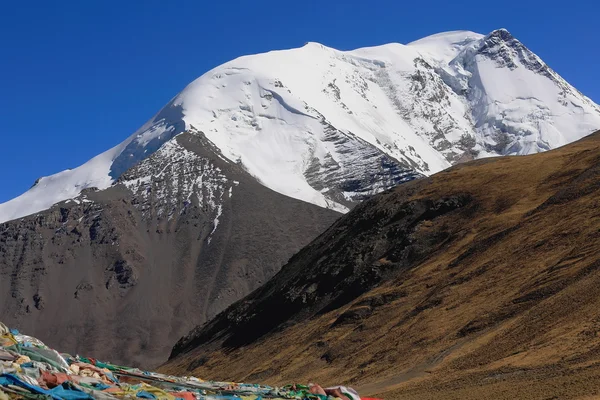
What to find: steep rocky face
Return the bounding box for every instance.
[163,131,600,399]
[0,131,340,368]
[476,29,552,76]
[303,118,421,209]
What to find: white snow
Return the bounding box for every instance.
[408,30,484,63]
[0,143,121,223]
[0,102,183,223]
[1,29,599,223]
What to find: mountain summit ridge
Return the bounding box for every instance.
[1,28,599,223]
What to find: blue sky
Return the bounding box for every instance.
[0,0,598,203]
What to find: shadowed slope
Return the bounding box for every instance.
[162,131,600,399]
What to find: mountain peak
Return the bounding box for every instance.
[302,41,326,48]
[479,28,521,53]
[486,27,514,41]
[476,27,545,74]
[407,30,484,63]
[408,30,484,45]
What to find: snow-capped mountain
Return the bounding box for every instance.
[2,28,600,368]
[1,28,599,223]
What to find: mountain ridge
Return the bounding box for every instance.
[1,28,599,223]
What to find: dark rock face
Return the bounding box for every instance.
[169,184,472,357]
[477,28,555,81]
[302,111,422,209]
[105,260,137,289]
[0,131,340,368]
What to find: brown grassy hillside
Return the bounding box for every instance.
[161,131,600,399]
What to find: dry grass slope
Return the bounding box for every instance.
[162,131,600,399]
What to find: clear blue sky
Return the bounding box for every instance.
[0,0,598,203]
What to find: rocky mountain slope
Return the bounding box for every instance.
[0,130,340,368]
[1,29,599,222]
[162,130,600,399]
